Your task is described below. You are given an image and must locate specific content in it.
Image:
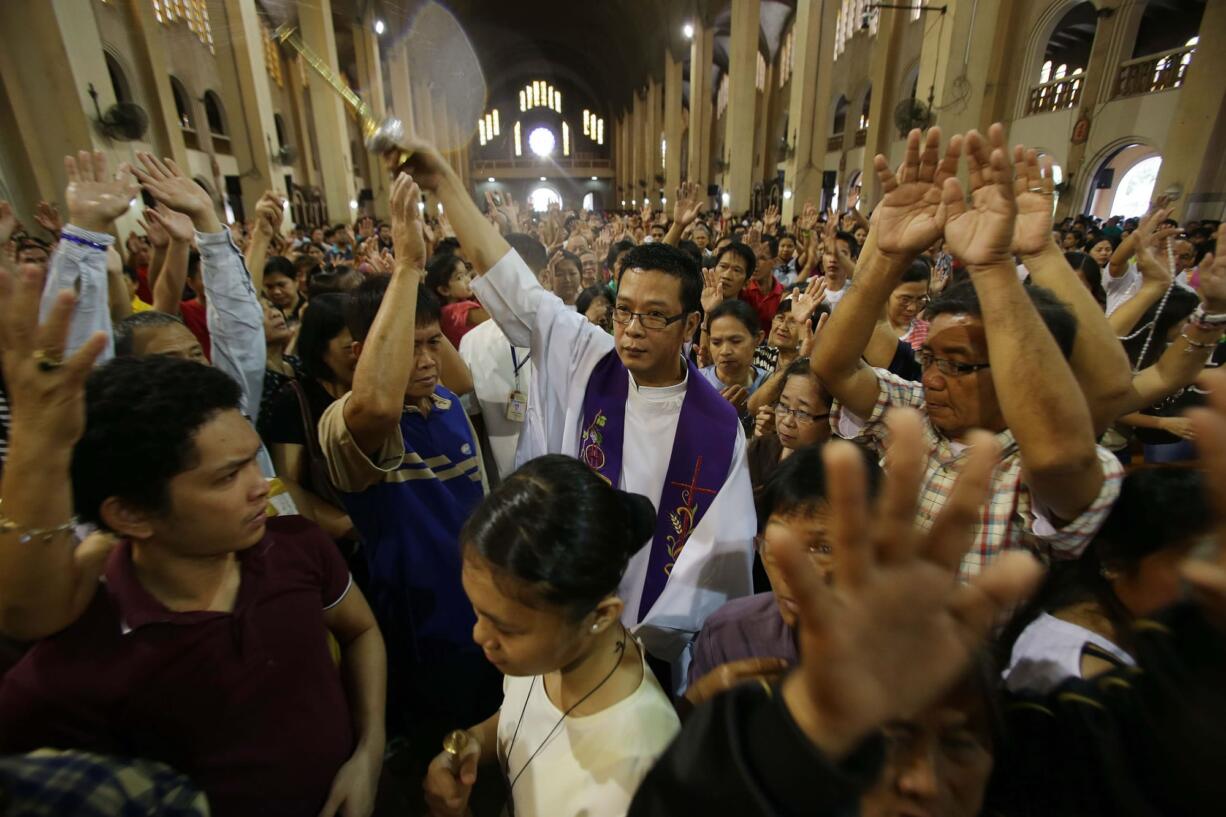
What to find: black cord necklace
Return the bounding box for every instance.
[503,626,631,810]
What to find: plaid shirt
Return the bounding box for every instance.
[831,369,1123,581]
[0,749,208,816]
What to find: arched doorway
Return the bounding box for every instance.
[529,185,562,212]
[1085,143,1162,218]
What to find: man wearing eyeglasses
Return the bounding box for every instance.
[389,141,755,692]
[811,125,1122,582]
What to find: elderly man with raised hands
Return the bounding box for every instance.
[810,125,1123,580]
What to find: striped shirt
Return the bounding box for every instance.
[831,368,1123,580]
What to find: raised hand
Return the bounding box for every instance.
[33,201,63,237]
[640,201,653,225]
[1131,208,1177,287]
[673,181,706,228]
[138,210,169,249]
[872,128,962,260]
[64,150,138,234]
[799,312,827,358]
[763,203,781,233]
[1010,146,1056,257]
[500,192,521,229]
[145,203,194,245]
[778,410,1043,756]
[380,135,451,192]
[254,191,285,234]
[798,201,819,233]
[1196,223,1226,313]
[0,264,109,443]
[792,277,828,325]
[129,153,219,232]
[389,172,426,271]
[701,266,724,314]
[942,124,1018,268]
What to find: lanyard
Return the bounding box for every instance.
[510,345,530,389]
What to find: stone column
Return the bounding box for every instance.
[646,77,663,206]
[386,42,416,134]
[285,54,318,189]
[631,89,644,206]
[352,11,388,218]
[782,0,833,219]
[0,0,111,211]
[1153,0,1226,220]
[916,0,1013,140]
[725,0,761,212]
[127,0,190,170]
[859,7,906,209]
[664,48,685,198]
[753,61,774,191]
[687,19,715,190]
[298,0,356,224]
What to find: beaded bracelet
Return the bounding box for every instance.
[0,502,77,544]
[59,232,107,252]
[1180,331,1220,352]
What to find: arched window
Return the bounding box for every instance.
[859,86,872,131]
[274,113,287,150]
[104,52,132,104]
[169,76,193,129]
[203,91,227,136]
[1040,2,1096,81]
[1112,156,1162,218]
[831,95,848,135]
[529,186,562,212]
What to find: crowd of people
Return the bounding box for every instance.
[0,119,1223,817]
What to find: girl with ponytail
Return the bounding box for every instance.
[424,454,680,817]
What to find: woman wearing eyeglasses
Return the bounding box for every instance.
[747,358,832,496]
[887,259,932,351]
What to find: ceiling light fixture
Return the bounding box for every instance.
[374,19,385,35]
[488,177,496,183]
[540,176,547,181]
[683,22,694,39]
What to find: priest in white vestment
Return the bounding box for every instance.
[393,143,755,689]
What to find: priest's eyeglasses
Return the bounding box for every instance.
[917,350,991,377]
[611,305,688,331]
[773,403,829,425]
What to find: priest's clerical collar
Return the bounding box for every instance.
[630,357,689,396]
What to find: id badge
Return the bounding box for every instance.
[506,389,528,422]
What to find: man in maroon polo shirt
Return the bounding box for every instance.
[0,317,386,817]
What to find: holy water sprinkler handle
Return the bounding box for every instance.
[272,24,412,167]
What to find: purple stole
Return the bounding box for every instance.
[580,351,739,619]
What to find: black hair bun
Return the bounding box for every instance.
[616,490,656,557]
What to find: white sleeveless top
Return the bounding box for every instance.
[496,641,681,817]
[1003,612,1135,694]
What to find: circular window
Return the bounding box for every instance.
[528,127,556,157]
